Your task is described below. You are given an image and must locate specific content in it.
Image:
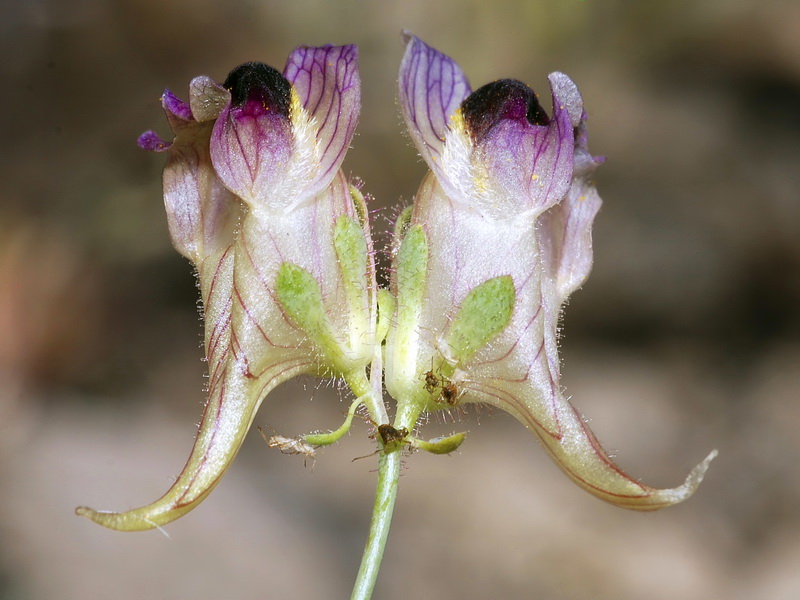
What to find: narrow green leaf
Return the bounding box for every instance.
[334,215,369,316]
[396,224,428,315]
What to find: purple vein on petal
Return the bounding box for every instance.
[399,34,471,165]
[284,45,360,193]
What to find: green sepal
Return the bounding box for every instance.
[334,215,369,316]
[275,262,342,367]
[396,225,427,300]
[376,288,395,344]
[387,224,429,400]
[349,184,370,229]
[395,224,428,335]
[410,431,468,455]
[393,205,413,243]
[444,275,515,365]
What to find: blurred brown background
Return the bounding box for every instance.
[1,0,799,599]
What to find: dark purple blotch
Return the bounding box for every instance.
[461,79,549,143]
[223,62,292,117]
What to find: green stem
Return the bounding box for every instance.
[345,369,387,425]
[350,446,401,600]
[393,392,425,433]
[302,396,365,447]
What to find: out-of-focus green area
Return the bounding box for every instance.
[1,1,799,599]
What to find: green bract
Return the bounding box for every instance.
[443,275,515,366]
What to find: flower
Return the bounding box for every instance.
[77,44,378,531]
[385,33,715,510]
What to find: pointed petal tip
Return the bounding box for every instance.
[75,505,160,532]
[623,448,718,512]
[74,491,203,532]
[75,505,110,525]
[400,30,418,48]
[675,448,718,499]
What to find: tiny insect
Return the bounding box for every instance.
[258,427,317,468]
[377,424,409,445]
[423,370,441,394]
[439,381,460,406]
[422,368,461,406]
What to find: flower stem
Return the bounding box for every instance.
[345,369,387,424]
[350,446,401,600]
[303,395,365,446]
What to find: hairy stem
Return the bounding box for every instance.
[350,446,402,600]
[345,369,387,424]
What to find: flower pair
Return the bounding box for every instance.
[77,35,714,532]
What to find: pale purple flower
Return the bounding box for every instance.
[77,45,378,531]
[386,34,715,510]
